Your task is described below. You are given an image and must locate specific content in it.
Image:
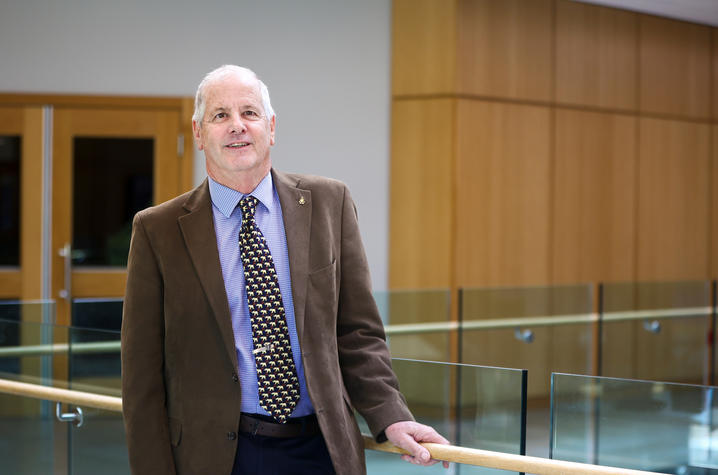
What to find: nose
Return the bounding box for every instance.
[229,113,247,134]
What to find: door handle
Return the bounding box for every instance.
[58,243,72,301]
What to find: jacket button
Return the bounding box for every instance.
[227,432,237,440]
[232,373,239,382]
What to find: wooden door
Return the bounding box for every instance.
[0,106,43,300]
[51,107,186,326]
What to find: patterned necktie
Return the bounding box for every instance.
[239,196,300,423]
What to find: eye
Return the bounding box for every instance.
[213,112,227,120]
[243,110,261,120]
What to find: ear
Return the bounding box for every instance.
[268,115,276,146]
[192,119,204,150]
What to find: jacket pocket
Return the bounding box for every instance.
[168,416,182,447]
[308,260,336,284]
[308,260,337,314]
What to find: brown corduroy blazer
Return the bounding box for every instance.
[121,169,413,475]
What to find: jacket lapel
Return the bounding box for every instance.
[177,180,238,369]
[272,169,311,340]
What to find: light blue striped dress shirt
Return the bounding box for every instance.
[208,174,314,417]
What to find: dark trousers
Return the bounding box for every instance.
[231,430,335,475]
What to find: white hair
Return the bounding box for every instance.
[192,65,275,126]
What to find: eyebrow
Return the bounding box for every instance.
[210,103,260,113]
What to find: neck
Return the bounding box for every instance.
[209,163,271,194]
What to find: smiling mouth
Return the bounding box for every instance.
[226,142,250,148]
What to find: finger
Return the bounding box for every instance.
[426,433,450,445]
[395,433,432,463]
[402,454,437,467]
[417,428,449,445]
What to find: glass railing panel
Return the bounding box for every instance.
[68,326,121,396]
[71,298,123,332]
[459,284,594,457]
[375,290,452,363]
[0,302,65,387]
[70,406,129,475]
[0,302,127,475]
[0,303,67,473]
[359,358,527,474]
[0,299,56,324]
[67,301,126,473]
[69,299,122,395]
[601,281,711,384]
[551,372,718,473]
[0,392,59,474]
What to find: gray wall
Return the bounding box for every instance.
[0,0,391,289]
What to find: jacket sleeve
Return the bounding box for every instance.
[335,185,415,440]
[121,212,177,474]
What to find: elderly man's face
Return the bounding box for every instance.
[193,74,275,186]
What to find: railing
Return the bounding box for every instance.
[0,306,709,356]
[0,377,668,475]
[1,283,713,472]
[387,305,711,334]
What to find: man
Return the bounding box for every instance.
[121,64,448,474]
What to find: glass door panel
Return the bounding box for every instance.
[0,135,20,267]
[72,137,153,267]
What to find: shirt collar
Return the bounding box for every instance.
[208,172,275,218]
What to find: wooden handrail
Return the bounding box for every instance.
[0,378,121,411]
[364,438,668,474]
[0,378,668,475]
[0,305,710,357]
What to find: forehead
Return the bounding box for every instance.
[203,74,263,111]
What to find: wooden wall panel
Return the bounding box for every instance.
[390,1,716,291]
[392,0,457,96]
[555,0,637,110]
[639,16,711,119]
[457,0,553,102]
[553,110,637,283]
[389,99,454,288]
[455,100,551,286]
[637,118,710,280]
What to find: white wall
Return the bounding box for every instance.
[0,0,391,289]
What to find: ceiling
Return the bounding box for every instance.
[575,0,718,27]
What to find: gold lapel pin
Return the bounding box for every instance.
[298,196,306,205]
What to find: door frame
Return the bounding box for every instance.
[0,94,194,307]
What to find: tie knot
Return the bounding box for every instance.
[240,196,259,221]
